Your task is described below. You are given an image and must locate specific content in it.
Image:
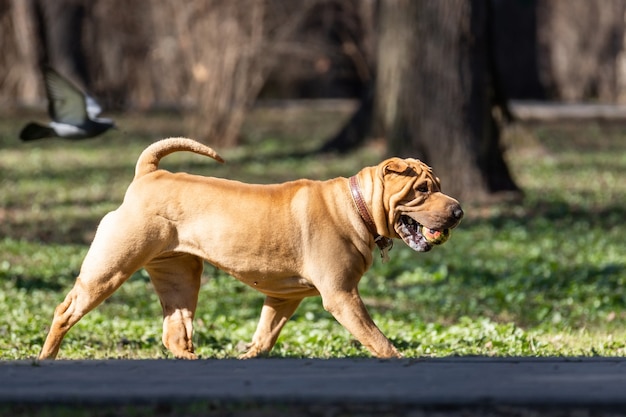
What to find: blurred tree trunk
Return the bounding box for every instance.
[0,0,41,105]
[490,0,626,102]
[537,0,626,102]
[175,0,268,147]
[158,0,321,147]
[317,0,377,153]
[35,0,91,88]
[375,0,519,202]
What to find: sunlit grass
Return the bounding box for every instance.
[0,111,625,359]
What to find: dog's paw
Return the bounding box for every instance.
[172,350,198,360]
[238,347,262,360]
[237,342,269,359]
[238,351,256,360]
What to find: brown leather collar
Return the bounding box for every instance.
[349,175,393,256]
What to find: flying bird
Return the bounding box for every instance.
[19,67,115,141]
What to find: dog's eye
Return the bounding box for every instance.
[416,183,429,193]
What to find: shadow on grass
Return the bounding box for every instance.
[0,207,104,245]
[466,200,625,230]
[3,273,68,292]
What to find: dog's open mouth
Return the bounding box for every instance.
[396,215,450,252]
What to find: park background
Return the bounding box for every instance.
[0,0,625,359]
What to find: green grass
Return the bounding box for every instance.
[1,109,625,359]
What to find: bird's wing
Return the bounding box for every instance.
[44,68,89,125]
[85,96,103,118]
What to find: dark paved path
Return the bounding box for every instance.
[1,357,626,416]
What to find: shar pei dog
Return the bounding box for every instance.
[39,137,463,360]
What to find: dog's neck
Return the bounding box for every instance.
[349,175,393,261]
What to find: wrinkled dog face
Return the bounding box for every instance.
[382,159,463,252]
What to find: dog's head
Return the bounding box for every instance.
[366,158,463,252]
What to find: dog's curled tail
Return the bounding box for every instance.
[134,137,225,179]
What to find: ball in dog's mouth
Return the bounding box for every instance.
[397,215,450,252]
[421,225,450,245]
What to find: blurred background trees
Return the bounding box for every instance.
[1,0,626,201]
[373,0,519,201]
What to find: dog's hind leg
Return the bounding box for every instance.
[38,211,164,360]
[145,253,203,359]
[38,269,134,360]
[239,296,302,359]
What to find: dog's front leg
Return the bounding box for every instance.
[321,289,401,358]
[240,296,302,359]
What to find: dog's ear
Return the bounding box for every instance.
[383,159,411,175]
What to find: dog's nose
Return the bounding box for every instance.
[452,205,464,220]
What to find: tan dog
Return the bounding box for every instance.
[39,137,463,360]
